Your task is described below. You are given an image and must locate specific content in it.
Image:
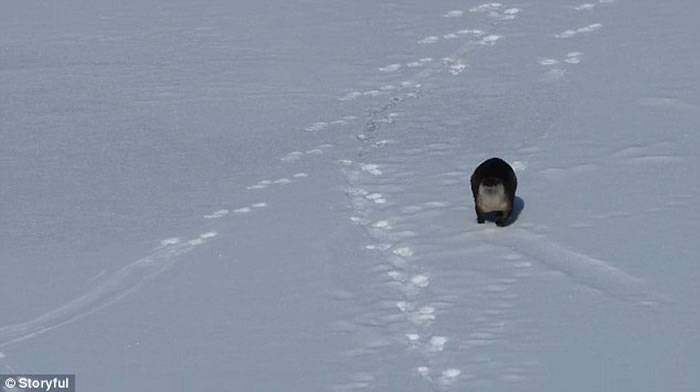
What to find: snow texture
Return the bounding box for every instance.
[1,0,699,391]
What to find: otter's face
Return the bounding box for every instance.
[477,182,508,212]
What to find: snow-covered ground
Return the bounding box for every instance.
[1,0,698,391]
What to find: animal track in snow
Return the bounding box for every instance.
[555,23,602,38]
[387,270,407,282]
[365,192,387,204]
[573,3,596,11]
[482,228,666,305]
[273,178,292,184]
[304,121,329,132]
[469,3,503,13]
[416,366,431,378]
[410,274,430,288]
[0,229,221,347]
[479,34,502,46]
[443,58,467,75]
[349,216,368,225]
[203,209,229,219]
[360,164,383,176]
[372,220,392,230]
[393,247,414,257]
[247,174,307,190]
[574,0,614,9]
[538,58,559,66]
[417,26,493,46]
[406,332,420,341]
[281,144,334,162]
[442,10,464,18]
[379,63,401,73]
[539,52,583,67]
[337,80,420,102]
[406,57,434,68]
[338,89,387,101]
[219,202,267,215]
[469,3,520,20]
[428,335,448,352]
[395,301,411,313]
[564,51,583,64]
[438,368,462,385]
[281,152,305,162]
[304,117,357,132]
[366,243,392,251]
[160,237,181,246]
[458,29,486,37]
[418,35,440,44]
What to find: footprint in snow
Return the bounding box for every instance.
[479,34,502,46]
[418,36,440,44]
[248,173,309,190]
[365,192,387,204]
[555,23,602,38]
[565,52,583,64]
[469,3,503,13]
[304,121,328,132]
[203,209,229,219]
[573,3,596,11]
[428,335,448,352]
[281,144,334,162]
[410,274,430,288]
[406,58,432,68]
[361,164,383,176]
[372,220,392,230]
[438,368,462,385]
[392,247,414,257]
[469,3,520,20]
[337,87,395,101]
[160,237,181,246]
[365,243,392,251]
[540,52,583,66]
[441,10,464,18]
[379,63,402,73]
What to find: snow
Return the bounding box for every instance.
[1,0,699,391]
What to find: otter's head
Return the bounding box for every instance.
[477,177,508,212]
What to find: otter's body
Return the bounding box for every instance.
[470,157,517,226]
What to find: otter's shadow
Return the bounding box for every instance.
[478,196,524,227]
[510,196,524,225]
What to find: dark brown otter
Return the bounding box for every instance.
[470,157,517,226]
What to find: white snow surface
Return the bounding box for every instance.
[1,0,699,391]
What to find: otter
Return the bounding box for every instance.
[470,157,517,226]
